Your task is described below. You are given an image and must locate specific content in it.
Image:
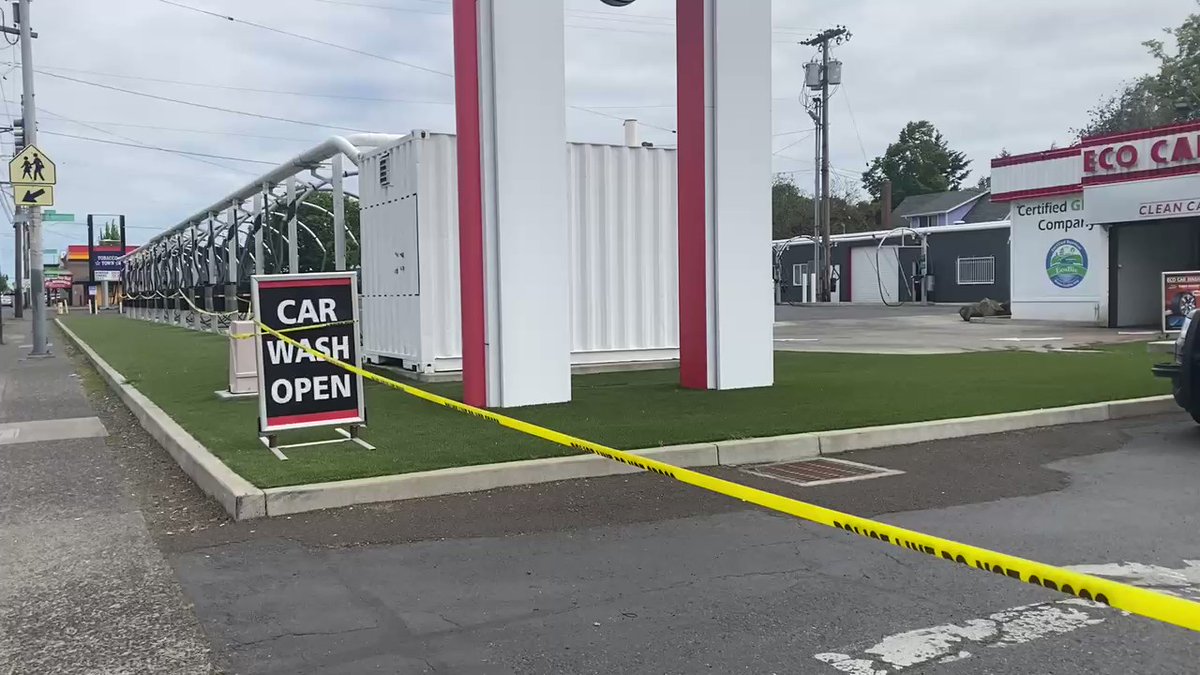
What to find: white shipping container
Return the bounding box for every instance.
[360,131,679,373]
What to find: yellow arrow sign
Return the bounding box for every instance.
[15,184,54,207]
[9,144,56,186]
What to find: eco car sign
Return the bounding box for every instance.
[1162,271,1200,334]
[1046,239,1088,289]
[251,272,365,433]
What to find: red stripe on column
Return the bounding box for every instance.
[676,0,709,390]
[452,0,487,407]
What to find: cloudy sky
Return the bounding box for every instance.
[1,0,1195,276]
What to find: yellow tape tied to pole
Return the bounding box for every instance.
[256,322,1200,633]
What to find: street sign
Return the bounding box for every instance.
[43,211,75,222]
[14,184,53,207]
[9,144,56,186]
[251,272,366,434]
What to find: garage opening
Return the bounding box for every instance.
[1110,218,1200,327]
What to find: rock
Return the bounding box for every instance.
[959,298,1011,322]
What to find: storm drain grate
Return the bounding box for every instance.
[744,457,903,487]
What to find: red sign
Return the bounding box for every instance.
[1162,271,1200,333]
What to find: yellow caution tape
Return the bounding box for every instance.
[229,319,357,340]
[256,322,1200,633]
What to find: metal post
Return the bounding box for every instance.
[226,201,238,313]
[119,215,126,312]
[205,214,216,331]
[286,175,298,274]
[255,186,265,275]
[20,0,46,354]
[12,214,22,318]
[332,154,346,271]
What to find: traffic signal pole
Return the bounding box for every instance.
[19,0,47,355]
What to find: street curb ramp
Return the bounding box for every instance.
[57,320,267,520]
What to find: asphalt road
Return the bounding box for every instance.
[93,391,1200,672]
[18,323,1200,673]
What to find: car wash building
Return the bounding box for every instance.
[992,120,1200,327]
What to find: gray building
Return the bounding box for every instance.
[775,220,1010,305]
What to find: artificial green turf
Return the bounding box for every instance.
[59,314,1169,488]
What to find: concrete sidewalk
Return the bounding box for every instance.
[0,310,214,673]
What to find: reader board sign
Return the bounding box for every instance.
[251,272,365,433]
[92,246,125,282]
[1162,270,1200,334]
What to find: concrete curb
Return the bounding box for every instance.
[56,320,268,520]
[62,318,1179,518]
[264,443,718,516]
[712,396,1176,463]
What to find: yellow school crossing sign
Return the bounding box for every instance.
[9,144,56,207]
[14,184,53,206]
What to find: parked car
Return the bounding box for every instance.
[0,293,13,307]
[1153,310,1200,423]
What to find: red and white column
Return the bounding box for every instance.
[676,0,775,390]
[452,0,572,408]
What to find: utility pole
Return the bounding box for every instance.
[801,26,850,302]
[806,99,821,303]
[17,0,46,354]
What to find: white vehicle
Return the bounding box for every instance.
[0,293,13,307]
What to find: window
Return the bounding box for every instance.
[792,263,810,286]
[957,256,995,285]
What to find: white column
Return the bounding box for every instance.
[676,0,774,390]
[453,0,571,408]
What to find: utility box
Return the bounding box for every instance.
[358,131,681,375]
[227,320,258,395]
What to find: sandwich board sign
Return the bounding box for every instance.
[251,272,371,459]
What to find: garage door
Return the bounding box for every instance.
[851,246,899,304]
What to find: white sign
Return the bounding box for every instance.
[1085,172,1200,224]
[93,270,121,282]
[1010,194,1108,322]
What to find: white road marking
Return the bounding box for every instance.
[990,337,1063,342]
[813,561,1200,673]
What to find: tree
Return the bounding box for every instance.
[772,176,814,240]
[1074,3,1200,138]
[861,121,971,206]
[0,274,9,294]
[262,192,361,273]
[773,175,885,239]
[98,221,121,245]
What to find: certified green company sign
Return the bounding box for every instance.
[1046,238,1088,289]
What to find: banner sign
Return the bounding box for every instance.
[251,272,366,433]
[1162,270,1200,334]
[92,246,125,282]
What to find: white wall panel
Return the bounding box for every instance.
[992,154,1081,197]
[360,133,680,372]
[567,143,679,359]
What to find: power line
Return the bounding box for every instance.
[2,62,456,105]
[46,118,315,143]
[40,131,281,165]
[570,105,675,134]
[773,132,814,156]
[38,71,378,133]
[37,105,258,175]
[840,82,870,167]
[155,0,453,78]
